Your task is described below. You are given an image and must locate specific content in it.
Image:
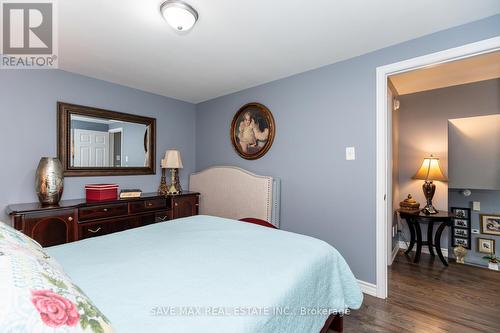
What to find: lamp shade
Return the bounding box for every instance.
[161,150,183,169]
[413,156,447,181]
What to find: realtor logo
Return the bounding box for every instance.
[1,0,58,68]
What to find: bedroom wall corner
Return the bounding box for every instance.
[0,70,197,223]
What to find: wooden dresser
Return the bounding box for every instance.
[6,192,199,247]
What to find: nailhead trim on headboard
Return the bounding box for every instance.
[189,166,280,228]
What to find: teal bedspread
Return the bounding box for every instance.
[46,215,363,333]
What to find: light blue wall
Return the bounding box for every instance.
[0,70,196,222]
[195,15,500,284]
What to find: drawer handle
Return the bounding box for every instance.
[175,203,178,207]
[68,217,73,222]
[88,227,102,233]
[147,203,153,207]
[103,208,108,212]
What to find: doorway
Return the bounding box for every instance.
[375,36,500,299]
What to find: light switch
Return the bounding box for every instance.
[346,147,356,161]
[473,201,480,211]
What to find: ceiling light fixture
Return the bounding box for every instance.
[160,0,198,32]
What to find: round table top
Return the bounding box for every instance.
[397,209,455,220]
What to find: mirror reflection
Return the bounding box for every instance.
[70,115,151,168]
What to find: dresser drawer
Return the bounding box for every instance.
[78,217,139,240]
[79,203,128,221]
[155,210,172,223]
[129,198,167,213]
[79,221,109,239]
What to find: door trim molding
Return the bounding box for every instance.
[375,36,500,299]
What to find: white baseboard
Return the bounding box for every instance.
[389,244,399,265]
[398,240,448,257]
[357,280,377,297]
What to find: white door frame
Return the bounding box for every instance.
[108,127,124,166]
[375,36,500,299]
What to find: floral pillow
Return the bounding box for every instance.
[0,224,114,333]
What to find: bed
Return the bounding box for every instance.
[45,215,362,333]
[0,167,362,333]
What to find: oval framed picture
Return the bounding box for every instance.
[230,103,275,160]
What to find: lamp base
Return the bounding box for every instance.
[421,181,438,214]
[167,183,180,195]
[422,204,438,215]
[167,168,182,195]
[158,168,168,196]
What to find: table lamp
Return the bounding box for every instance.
[413,155,447,214]
[161,150,183,195]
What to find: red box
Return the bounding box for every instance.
[85,184,119,201]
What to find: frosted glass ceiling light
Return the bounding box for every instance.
[161,1,198,32]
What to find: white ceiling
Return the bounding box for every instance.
[389,51,500,95]
[59,0,500,103]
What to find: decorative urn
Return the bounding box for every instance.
[399,194,420,211]
[35,157,64,205]
[453,245,467,264]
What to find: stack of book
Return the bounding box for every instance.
[119,189,142,199]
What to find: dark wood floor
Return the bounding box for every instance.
[341,251,500,333]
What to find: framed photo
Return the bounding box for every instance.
[453,238,469,248]
[454,229,468,237]
[480,214,500,236]
[230,103,276,160]
[451,207,471,249]
[453,219,469,228]
[477,238,495,254]
[451,207,470,219]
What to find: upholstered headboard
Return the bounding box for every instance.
[189,166,281,228]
